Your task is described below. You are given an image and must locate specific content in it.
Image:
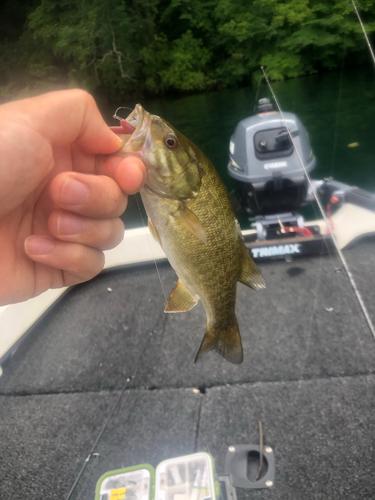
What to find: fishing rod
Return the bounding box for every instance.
[260,66,375,343]
[351,0,375,67]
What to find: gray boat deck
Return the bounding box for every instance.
[1,238,375,500]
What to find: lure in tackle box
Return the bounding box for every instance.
[95,453,219,500]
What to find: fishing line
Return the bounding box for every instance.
[351,0,375,67]
[330,50,346,178]
[298,151,369,372]
[254,71,263,109]
[66,196,168,499]
[65,311,166,500]
[65,383,133,500]
[260,66,375,342]
[66,209,168,497]
[292,255,323,405]
[135,193,168,304]
[305,181,368,366]
[112,107,167,302]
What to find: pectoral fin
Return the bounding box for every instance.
[165,280,199,313]
[173,204,207,243]
[239,246,266,290]
[195,318,243,364]
[148,218,162,246]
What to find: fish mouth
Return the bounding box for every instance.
[125,104,144,135]
[110,103,150,154]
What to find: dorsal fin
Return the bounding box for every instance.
[239,246,266,290]
[165,280,199,313]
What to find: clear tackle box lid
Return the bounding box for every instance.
[95,453,217,500]
[95,464,155,500]
[155,453,216,500]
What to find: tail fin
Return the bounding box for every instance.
[194,318,243,364]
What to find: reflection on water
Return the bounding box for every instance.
[101,67,375,229]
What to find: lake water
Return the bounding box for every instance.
[101,66,375,229]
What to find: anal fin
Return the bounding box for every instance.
[195,318,243,364]
[239,246,266,290]
[165,280,199,313]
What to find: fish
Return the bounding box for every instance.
[115,104,265,364]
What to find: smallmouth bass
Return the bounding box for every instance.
[115,105,265,364]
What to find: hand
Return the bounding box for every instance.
[0,89,146,305]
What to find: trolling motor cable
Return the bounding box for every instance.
[260,66,375,343]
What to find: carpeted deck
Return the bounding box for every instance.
[1,238,374,500]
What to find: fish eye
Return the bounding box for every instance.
[164,135,179,149]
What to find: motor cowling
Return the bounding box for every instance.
[227,100,316,215]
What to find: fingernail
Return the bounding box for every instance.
[116,136,125,149]
[57,212,84,235]
[60,177,89,205]
[110,133,125,152]
[136,160,147,189]
[25,236,55,255]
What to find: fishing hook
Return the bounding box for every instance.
[113,106,133,121]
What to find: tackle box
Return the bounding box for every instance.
[95,453,219,500]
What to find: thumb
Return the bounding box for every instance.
[0,90,123,217]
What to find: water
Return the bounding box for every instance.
[102,67,375,229]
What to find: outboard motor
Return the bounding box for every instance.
[228,98,316,215]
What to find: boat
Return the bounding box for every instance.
[227,98,375,260]
[1,98,375,500]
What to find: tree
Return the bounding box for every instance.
[1,0,375,99]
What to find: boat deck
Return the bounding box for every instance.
[1,238,375,500]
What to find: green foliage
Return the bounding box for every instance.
[1,0,375,100]
[141,31,211,91]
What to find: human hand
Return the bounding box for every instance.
[0,89,146,305]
